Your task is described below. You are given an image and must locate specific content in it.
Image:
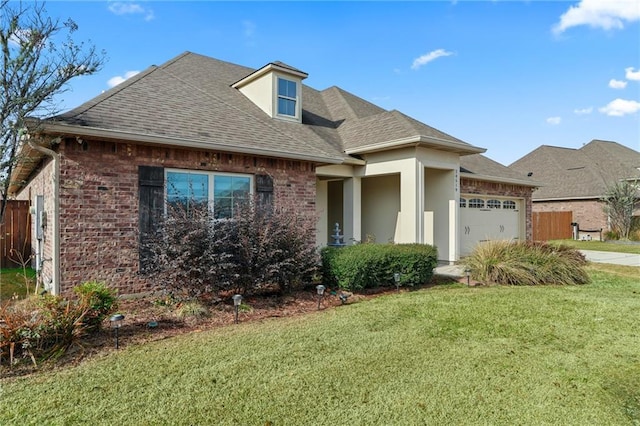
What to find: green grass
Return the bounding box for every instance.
[551,239,640,254]
[1,264,639,425]
[0,268,35,301]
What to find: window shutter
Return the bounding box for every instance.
[139,166,164,273]
[255,174,274,208]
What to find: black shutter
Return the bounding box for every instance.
[255,174,274,209]
[139,166,164,273]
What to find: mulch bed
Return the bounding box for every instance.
[1,275,458,378]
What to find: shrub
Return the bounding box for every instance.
[321,243,438,291]
[464,240,589,286]
[73,281,118,332]
[144,195,320,298]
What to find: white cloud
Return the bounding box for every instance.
[243,20,256,38]
[599,98,640,116]
[609,79,628,89]
[546,116,562,125]
[108,2,155,21]
[411,49,454,70]
[574,107,593,115]
[553,0,639,34]
[626,67,640,81]
[107,70,140,88]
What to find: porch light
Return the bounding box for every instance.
[393,272,401,292]
[109,314,125,349]
[316,285,325,310]
[232,294,243,324]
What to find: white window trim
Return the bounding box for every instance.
[164,168,254,216]
[274,75,301,122]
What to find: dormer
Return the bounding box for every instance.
[232,61,308,123]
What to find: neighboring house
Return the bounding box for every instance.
[10,52,536,295]
[509,140,640,238]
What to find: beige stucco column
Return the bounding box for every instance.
[343,177,362,243]
[397,158,424,243]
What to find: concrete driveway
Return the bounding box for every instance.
[579,250,640,267]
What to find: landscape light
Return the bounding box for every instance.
[232,294,243,324]
[109,314,125,349]
[393,272,401,292]
[316,285,325,310]
[465,268,471,287]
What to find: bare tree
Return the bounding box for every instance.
[602,179,639,240]
[0,0,106,219]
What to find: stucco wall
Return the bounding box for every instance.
[25,138,317,295]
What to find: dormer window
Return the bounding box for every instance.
[277,78,298,117]
[232,61,307,124]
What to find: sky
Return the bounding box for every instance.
[39,0,640,165]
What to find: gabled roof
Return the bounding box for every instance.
[33,52,484,157]
[13,52,492,193]
[509,140,640,200]
[460,154,539,187]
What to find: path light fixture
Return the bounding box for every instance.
[109,314,125,349]
[232,294,243,324]
[393,272,401,292]
[316,285,325,310]
[465,268,471,287]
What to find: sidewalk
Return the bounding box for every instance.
[579,250,640,267]
[433,249,640,279]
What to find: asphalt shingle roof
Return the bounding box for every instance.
[460,154,537,185]
[508,140,640,199]
[49,52,483,163]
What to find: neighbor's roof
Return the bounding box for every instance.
[460,154,539,187]
[509,140,640,200]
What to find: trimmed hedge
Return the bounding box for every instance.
[321,244,438,291]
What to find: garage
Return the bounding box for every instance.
[460,196,522,256]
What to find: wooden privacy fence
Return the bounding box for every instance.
[0,200,32,269]
[533,211,572,241]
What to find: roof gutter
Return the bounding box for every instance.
[26,139,60,296]
[34,121,345,165]
[345,135,486,156]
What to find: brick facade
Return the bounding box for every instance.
[21,138,317,295]
[460,177,535,241]
[532,199,607,233]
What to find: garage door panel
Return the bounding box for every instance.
[460,197,521,256]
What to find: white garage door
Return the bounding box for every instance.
[460,196,521,256]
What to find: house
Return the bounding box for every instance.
[509,140,640,239]
[10,52,536,295]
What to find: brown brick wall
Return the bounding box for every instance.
[54,138,317,295]
[533,199,607,232]
[460,178,534,241]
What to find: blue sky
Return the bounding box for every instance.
[44,0,639,165]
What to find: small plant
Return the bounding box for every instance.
[73,281,118,332]
[175,300,209,320]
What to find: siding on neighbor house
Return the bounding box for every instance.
[532,200,607,233]
[32,138,317,295]
[460,178,534,241]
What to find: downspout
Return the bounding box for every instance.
[27,140,60,295]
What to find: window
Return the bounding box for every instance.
[468,198,485,209]
[503,200,516,210]
[487,199,501,209]
[277,77,297,117]
[166,170,252,219]
[460,198,467,208]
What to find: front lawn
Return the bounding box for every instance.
[551,239,640,254]
[1,264,639,425]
